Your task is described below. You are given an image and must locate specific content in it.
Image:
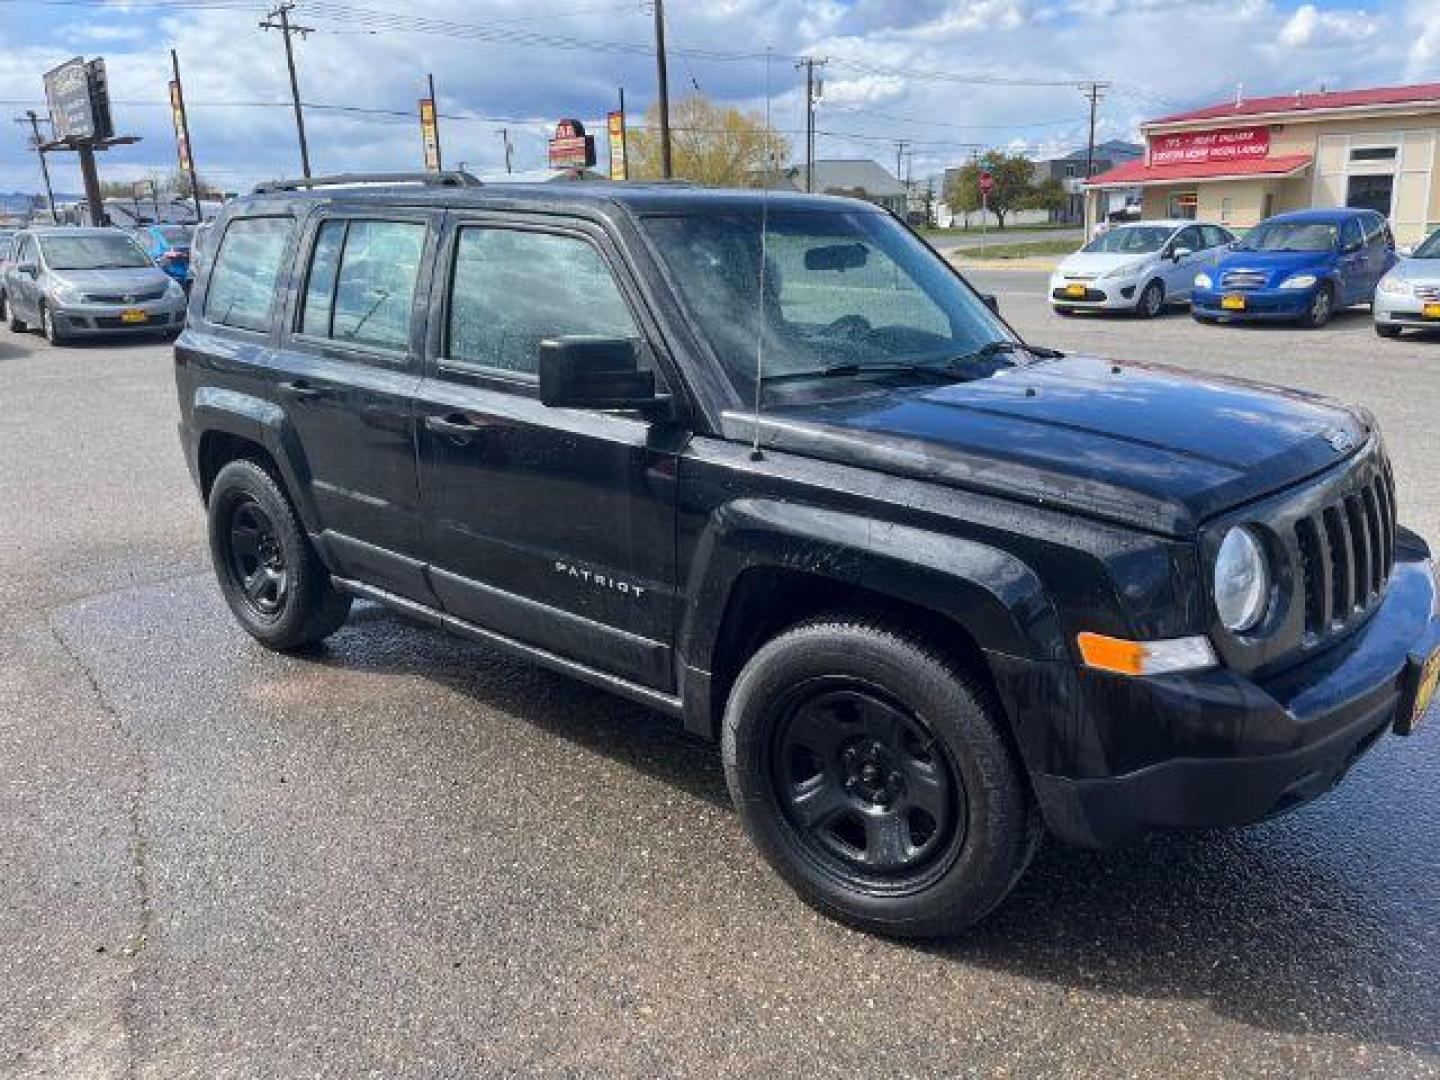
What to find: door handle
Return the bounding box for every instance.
[278,379,323,400]
[424,414,480,440]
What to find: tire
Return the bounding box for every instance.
[3,293,26,333]
[1053,305,1076,317]
[1136,279,1165,318]
[1300,284,1335,329]
[1375,322,1402,339]
[40,303,66,345]
[207,459,351,650]
[722,619,1037,938]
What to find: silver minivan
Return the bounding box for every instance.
[0,226,187,345]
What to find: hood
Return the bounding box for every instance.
[47,266,170,293]
[1055,251,1156,278]
[1212,248,1332,286]
[732,355,1369,536]
[1388,256,1440,284]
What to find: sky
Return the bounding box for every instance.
[0,0,1437,196]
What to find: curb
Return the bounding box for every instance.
[948,255,1062,272]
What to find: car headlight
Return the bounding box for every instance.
[48,282,83,304]
[1278,274,1318,290]
[1214,526,1270,633]
[1194,272,1213,289]
[1377,275,1411,297]
[1102,260,1147,281]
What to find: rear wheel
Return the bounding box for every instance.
[1300,284,1335,329]
[3,293,26,333]
[723,619,1037,938]
[1136,279,1165,318]
[208,459,351,650]
[1375,322,1402,339]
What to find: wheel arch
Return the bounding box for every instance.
[190,387,319,532]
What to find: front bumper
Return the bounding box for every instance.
[1002,537,1438,848]
[1192,285,1315,322]
[1374,293,1440,328]
[51,298,186,335]
[1048,276,1140,310]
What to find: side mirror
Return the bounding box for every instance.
[980,293,1000,315]
[538,336,665,414]
[1171,247,1193,261]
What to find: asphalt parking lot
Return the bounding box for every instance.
[2,299,1438,1076]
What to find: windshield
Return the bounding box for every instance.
[1237,220,1338,253]
[640,208,1016,401]
[1081,226,1172,254]
[40,233,152,270]
[157,225,194,248]
[1412,230,1440,259]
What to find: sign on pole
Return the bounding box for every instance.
[548,118,596,170]
[43,57,96,141]
[979,169,994,196]
[419,98,440,171]
[606,110,627,180]
[169,80,192,172]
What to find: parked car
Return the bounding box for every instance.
[1193,208,1396,328]
[132,222,196,285]
[1374,227,1440,338]
[177,173,1439,938]
[1049,219,1235,317]
[0,226,187,344]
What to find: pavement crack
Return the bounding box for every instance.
[46,619,153,1080]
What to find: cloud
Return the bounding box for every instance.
[1278,3,1379,47]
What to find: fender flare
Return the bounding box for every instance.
[191,386,321,533]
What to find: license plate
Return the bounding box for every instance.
[1397,648,1440,735]
[1422,302,1440,320]
[120,308,148,324]
[1221,294,1247,311]
[1065,284,1087,298]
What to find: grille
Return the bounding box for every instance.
[1220,270,1269,290]
[1293,461,1397,642]
[82,288,167,304]
[1414,284,1440,303]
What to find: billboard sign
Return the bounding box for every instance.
[1150,125,1270,166]
[44,57,95,141]
[419,98,440,171]
[548,118,596,170]
[606,110,626,180]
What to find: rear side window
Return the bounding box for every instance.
[205,217,294,332]
[446,227,638,375]
[298,219,426,352]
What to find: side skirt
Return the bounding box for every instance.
[332,575,686,720]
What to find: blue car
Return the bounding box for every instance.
[1192,208,1396,328]
[132,223,196,286]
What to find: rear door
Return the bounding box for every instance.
[267,208,438,600]
[414,213,682,691]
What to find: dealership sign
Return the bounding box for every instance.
[419,98,440,171]
[607,110,626,180]
[1151,125,1270,165]
[44,56,115,142]
[548,118,596,169]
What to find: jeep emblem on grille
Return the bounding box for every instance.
[1322,426,1356,453]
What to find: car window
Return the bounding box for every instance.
[1340,218,1363,251]
[299,220,346,338]
[204,217,295,332]
[1201,225,1229,249]
[446,227,638,375]
[1174,226,1204,253]
[327,220,426,352]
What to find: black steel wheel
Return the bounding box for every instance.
[208,458,351,650]
[724,620,1038,938]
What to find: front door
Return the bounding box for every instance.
[269,210,438,599]
[415,216,681,691]
[1161,224,1207,299]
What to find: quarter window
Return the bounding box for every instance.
[446,227,638,375]
[205,217,294,332]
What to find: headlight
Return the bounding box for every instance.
[1101,260,1147,280]
[48,282,83,304]
[1377,275,1411,297]
[1194,272,1213,289]
[1278,274,1318,290]
[1214,526,1270,633]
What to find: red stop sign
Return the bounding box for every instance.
[979,170,994,195]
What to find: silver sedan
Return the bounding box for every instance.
[1375,229,1440,339]
[0,226,188,345]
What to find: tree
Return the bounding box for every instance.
[1023,174,1068,216]
[944,151,1037,229]
[627,93,789,187]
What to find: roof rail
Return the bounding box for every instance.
[251,170,482,194]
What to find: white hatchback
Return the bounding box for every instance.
[1050,220,1236,317]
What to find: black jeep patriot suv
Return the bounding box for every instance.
[176,172,1440,937]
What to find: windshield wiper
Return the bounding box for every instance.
[759,360,951,386]
[948,340,1062,369]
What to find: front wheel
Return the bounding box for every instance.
[1136,279,1165,318]
[40,303,66,345]
[1375,322,1402,339]
[1300,284,1335,329]
[722,620,1037,938]
[208,459,351,650]
[3,293,26,333]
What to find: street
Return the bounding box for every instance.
[3,309,1439,1077]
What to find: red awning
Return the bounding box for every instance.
[1084,154,1313,188]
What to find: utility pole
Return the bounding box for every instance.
[427,72,443,171]
[794,56,827,192]
[18,111,57,222]
[1082,81,1109,230]
[894,140,909,190]
[261,2,314,178]
[652,0,672,178]
[171,49,203,222]
[499,128,513,174]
